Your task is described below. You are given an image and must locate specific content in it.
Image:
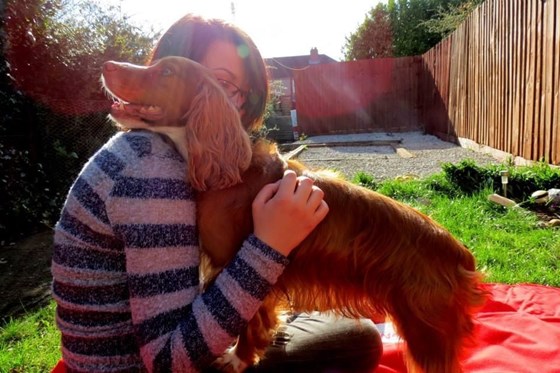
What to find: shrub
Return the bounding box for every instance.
[353,171,378,189]
[0,143,54,242]
[0,141,80,243]
[506,162,560,199]
[441,159,496,195]
[441,159,560,202]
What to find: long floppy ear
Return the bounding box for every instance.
[184,81,252,191]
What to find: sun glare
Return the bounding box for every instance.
[109,0,382,61]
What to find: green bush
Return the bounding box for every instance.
[353,171,378,190]
[0,141,79,243]
[506,162,560,199]
[353,159,560,206]
[441,159,560,202]
[0,143,53,242]
[441,159,496,195]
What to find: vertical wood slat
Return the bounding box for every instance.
[474,2,481,144]
[488,0,496,148]
[469,11,475,141]
[511,0,521,157]
[479,3,486,146]
[542,0,555,163]
[498,0,506,153]
[504,0,512,154]
[488,1,502,150]
[518,0,526,157]
[548,0,560,164]
[525,1,536,159]
[534,1,544,161]
[497,0,504,151]
[493,0,500,151]
[482,1,490,147]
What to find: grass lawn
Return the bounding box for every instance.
[0,302,60,372]
[376,178,560,286]
[2,169,559,371]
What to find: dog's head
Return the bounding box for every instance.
[101,56,252,191]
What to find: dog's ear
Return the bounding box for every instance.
[184,81,252,191]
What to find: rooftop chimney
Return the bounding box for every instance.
[309,47,320,64]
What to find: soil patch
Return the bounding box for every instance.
[0,229,53,324]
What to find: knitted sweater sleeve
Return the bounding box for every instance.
[52,131,288,372]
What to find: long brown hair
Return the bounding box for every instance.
[149,14,269,133]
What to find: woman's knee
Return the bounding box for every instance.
[255,313,383,372]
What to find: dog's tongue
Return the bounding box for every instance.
[113,102,164,121]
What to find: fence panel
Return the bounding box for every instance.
[420,0,559,164]
[294,57,421,135]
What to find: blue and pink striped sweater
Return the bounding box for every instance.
[52,130,288,372]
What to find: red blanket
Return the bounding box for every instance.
[377,283,560,372]
[52,283,560,373]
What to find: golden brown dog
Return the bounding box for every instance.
[102,56,488,373]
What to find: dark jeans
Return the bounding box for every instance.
[249,312,383,373]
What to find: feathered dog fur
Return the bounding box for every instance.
[102,56,488,373]
[101,56,252,191]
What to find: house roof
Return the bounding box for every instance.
[265,53,337,80]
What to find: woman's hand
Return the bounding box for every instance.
[252,170,329,257]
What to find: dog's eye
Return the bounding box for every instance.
[161,67,173,76]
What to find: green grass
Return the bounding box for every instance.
[2,168,559,371]
[0,301,60,372]
[377,176,560,286]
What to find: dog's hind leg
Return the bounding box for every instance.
[389,293,477,373]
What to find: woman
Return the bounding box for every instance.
[52,14,381,372]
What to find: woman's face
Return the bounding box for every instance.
[200,40,248,114]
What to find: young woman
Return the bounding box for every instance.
[52,14,381,373]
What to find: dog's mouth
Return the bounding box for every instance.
[110,98,165,123]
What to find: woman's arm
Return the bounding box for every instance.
[124,230,287,372]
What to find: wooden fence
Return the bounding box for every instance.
[293,57,421,135]
[294,0,559,164]
[421,0,559,164]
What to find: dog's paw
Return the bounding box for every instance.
[212,348,249,373]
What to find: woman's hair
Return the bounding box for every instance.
[149,14,269,133]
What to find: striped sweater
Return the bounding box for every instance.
[52,130,289,372]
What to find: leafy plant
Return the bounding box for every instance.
[1,0,158,242]
[441,159,496,195]
[441,159,560,203]
[4,0,159,103]
[343,0,485,59]
[0,136,84,243]
[343,4,393,60]
[353,171,378,189]
[420,0,484,38]
[0,142,55,243]
[506,162,560,200]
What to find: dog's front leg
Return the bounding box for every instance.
[213,295,281,372]
[211,324,267,373]
[212,341,249,373]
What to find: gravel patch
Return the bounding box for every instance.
[291,131,503,181]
